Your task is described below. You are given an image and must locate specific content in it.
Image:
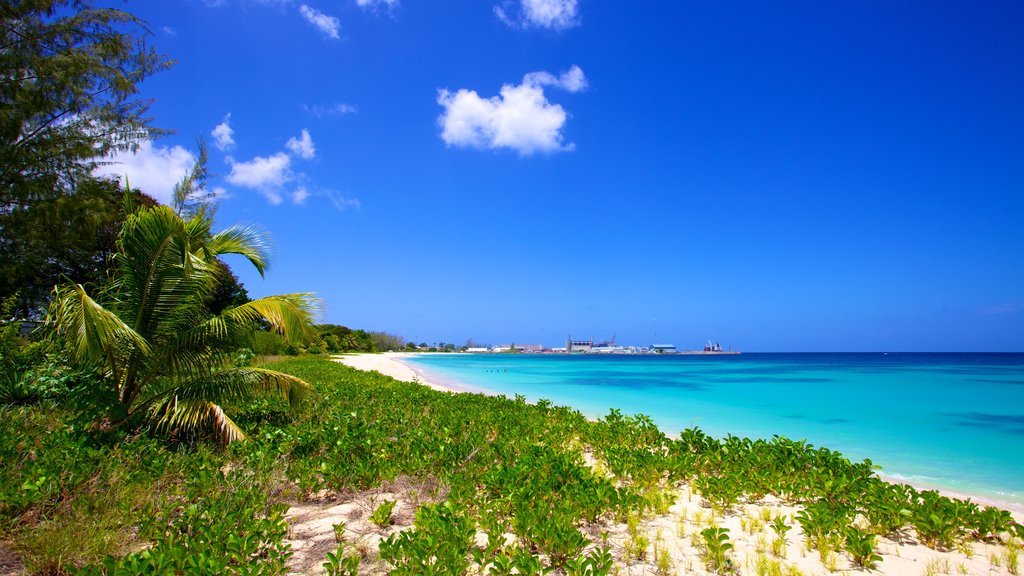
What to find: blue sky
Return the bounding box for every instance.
[97,0,1023,351]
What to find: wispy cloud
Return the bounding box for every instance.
[980,302,1024,315]
[94,140,196,205]
[523,65,588,93]
[495,0,579,30]
[437,66,587,155]
[286,128,316,159]
[291,187,311,205]
[298,4,340,40]
[302,102,358,118]
[326,191,361,210]
[161,26,177,36]
[211,113,236,151]
[356,0,398,12]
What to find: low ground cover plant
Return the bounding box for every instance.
[2,356,1022,574]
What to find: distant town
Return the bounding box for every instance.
[449,338,740,355]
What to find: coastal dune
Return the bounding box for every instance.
[317,353,1024,576]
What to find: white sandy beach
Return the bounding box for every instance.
[331,352,479,393]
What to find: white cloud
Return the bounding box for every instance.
[291,187,310,204]
[523,65,587,92]
[299,4,340,39]
[496,0,578,30]
[326,192,361,210]
[436,66,586,155]
[211,113,235,151]
[161,26,177,36]
[94,140,196,205]
[356,0,398,10]
[226,152,293,204]
[302,102,358,118]
[286,129,316,159]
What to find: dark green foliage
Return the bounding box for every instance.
[207,259,251,315]
[0,179,158,316]
[0,295,47,373]
[318,324,377,352]
[370,330,405,352]
[1,0,171,210]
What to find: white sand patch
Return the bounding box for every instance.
[330,353,455,392]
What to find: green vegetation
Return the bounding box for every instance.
[699,526,735,573]
[2,356,1022,574]
[1,0,172,316]
[46,202,320,443]
[370,499,397,528]
[844,526,882,569]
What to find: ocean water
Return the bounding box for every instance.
[404,353,1024,507]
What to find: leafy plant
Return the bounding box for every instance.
[370,499,397,528]
[912,491,965,549]
[323,543,359,576]
[379,502,475,575]
[700,526,735,573]
[844,526,882,569]
[563,547,613,576]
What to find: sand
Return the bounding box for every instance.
[307,353,1024,576]
[332,352,444,389]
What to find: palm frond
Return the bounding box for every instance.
[218,293,323,345]
[47,283,150,370]
[115,206,211,338]
[150,398,247,444]
[160,367,312,408]
[206,225,271,277]
[144,367,311,443]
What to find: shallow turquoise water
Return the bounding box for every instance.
[405,353,1024,506]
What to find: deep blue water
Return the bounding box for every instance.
[405,353,1024,507]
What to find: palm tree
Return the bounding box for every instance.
[46,200,321,443]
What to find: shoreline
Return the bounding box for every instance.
[332,352,1024,518]
[330,352,492,395]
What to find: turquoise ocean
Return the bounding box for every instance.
[403,353,1024,508]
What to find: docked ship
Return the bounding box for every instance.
[680,340,741,355]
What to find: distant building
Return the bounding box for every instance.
[651,344,677,354]
[465,347,490,353]
[566,337,593,353]
[517,344,545,353]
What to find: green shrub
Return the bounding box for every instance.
[252,330,288,355]
[379,502,474,575]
